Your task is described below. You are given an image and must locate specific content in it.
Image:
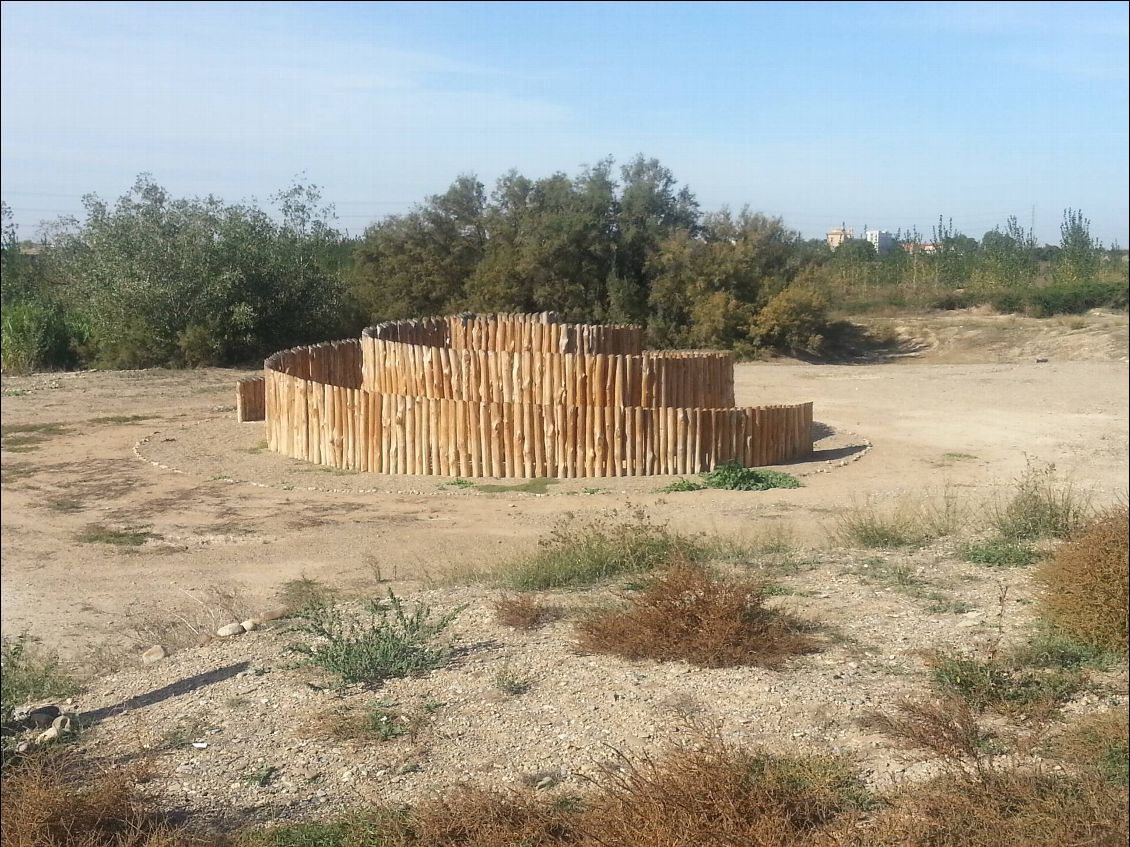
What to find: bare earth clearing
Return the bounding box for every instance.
[1,309,1127,830]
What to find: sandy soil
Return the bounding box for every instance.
[1,311,1127,659]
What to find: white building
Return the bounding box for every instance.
[865,229,896,254]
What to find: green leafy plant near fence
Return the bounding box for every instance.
[661,463,801,493]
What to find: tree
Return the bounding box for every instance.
[977,216,1037,288]
[467,162,618,318]
[931,216,976,287]
[1056,208,1101,285]
[610,155,700,320]
[350,176,486,320]
[48,174,348,367]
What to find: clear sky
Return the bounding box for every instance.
[2,1,1127,246]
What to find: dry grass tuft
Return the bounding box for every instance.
[1053,709,1130,787]
[401,787,580,846]
[855,768,1128,847]
[988,461,1092,541]
[575,563,818,668]
[584,740,871,846]
[380,737,869,847]
[492,595,564,630]
[863,696,994,762]
[493,509,706,590]
[1037,506,1129,653]
[0,750,208,847]
[832,487,966,549]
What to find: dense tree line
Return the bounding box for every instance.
[2,157,1126,373]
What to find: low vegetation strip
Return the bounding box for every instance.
[493,511,707,590]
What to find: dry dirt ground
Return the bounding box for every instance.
[0,309,1127,829]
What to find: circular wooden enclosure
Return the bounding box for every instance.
[237,313,813,478]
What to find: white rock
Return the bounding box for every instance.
[216,623,246,638]
[141,645,167,665]
[240,619,260,632]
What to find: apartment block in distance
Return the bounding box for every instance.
[865,229,896,254]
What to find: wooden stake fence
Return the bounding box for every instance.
[251,314,813,478]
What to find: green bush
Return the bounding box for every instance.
[291,590,460,685]
[985,279,1127,317]
[750,288,831,355]
[660,464,801,493]
[0,300,74,373]
[1,636,79,725]
[701,464,801,491]
[989,462,1091,541]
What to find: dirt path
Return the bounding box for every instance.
[1,313,1127,658]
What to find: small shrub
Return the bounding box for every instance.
[750,288,832,355]
[585,741,872,845]
[858,768,1128,846]
[492,595,563,630]
[1054,709,1129,787]
[495,509,706,590]
[575,563,817,668]
[0,299,75,374]
[403,786,581,846]
[988,461,1092,541]
[863,697,993,762]
[493,670,531,696]
[1,636,79,726]
[277,575,336,612]
[291,590,460,685]
[1037,506,1128,652]
[960,537,1038,567]
[0,749,205,846]
[928,652,1080,717]
[833,504,927,549]
[1012,629,1122,671]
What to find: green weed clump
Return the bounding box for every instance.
[660,463,801,493]
[1037,506,1129,653]
[928,652,1081,717]
[989,462,1092,541]
[961,538,1038,567]
[75,524,156,547]
[1,636,79,726]
[291,590,460,685]
[495,510,706,590]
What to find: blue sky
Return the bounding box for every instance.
[2,1,1127,245]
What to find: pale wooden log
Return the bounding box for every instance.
[523,402,536,478]
[613,404,625,477]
